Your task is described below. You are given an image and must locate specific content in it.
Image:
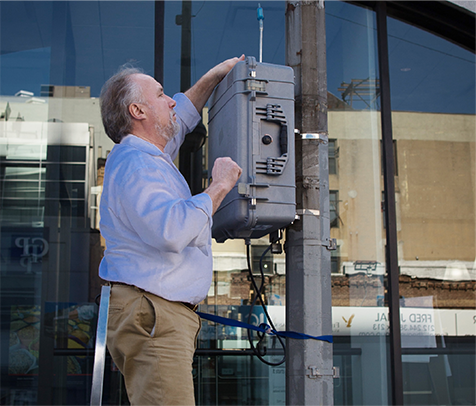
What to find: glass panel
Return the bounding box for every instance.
[163,1,286,96]
[196,238,287,405]
[46,146,87,163]
[387,16,476,406]
[0,1,154,404]
[0,0,289,404]
[326,2,390,405]
[162,2,287,403]
[329,139,338,175]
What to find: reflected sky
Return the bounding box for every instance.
[326,2,379,110]
[163,1,286,95]
[387,16,475,114]
[325,1,475,114]
[0,1,474,115]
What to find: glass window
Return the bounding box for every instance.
[163,1,286,96]
[197,243,286,405]
[161,2,288,404]
[329,139,338,175]
[0,2,154,404]
[387,15,476,406]
[0,1,287,403]
[326,2,390,405]
[330,190,339,228]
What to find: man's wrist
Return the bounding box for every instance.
[204,181,231,215]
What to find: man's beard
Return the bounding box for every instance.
[156,110,180,143]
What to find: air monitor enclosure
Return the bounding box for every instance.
[208,56,295,242]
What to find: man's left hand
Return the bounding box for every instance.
[210,54,245,83]
[184,54,245,112]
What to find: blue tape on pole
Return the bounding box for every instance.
[197,311,333,344]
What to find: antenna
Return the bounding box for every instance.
[257,4,264,63]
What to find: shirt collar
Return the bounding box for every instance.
[120,134,164,157]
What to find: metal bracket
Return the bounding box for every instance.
[296,130,329,144]
[291,210,337,250]
[326,238,337,251]
[307,366,340,379]
[286,236,337,251]
[296,208,320,216]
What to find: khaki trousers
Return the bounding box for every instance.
[107,284,201,406]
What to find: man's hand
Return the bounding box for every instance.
[205,157,242,215]
[208,55,245,84]
[185,55,245,112]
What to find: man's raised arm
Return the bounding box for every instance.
[184,55,245,112]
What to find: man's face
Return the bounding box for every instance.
[133,74,179,142]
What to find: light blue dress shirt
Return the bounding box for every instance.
[99,93,213,304]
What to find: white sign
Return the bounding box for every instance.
[232,306,475,338]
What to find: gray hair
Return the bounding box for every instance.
[100,66,145,143]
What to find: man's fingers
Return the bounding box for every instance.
[214,55,245,80]
[212,157,242,186]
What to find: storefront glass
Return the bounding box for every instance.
[387,15,476,406]
[0,1,474,405]
[0,2,154,404]
[326,2,391,404]
[0,1,289,404]
[162,2,288,404]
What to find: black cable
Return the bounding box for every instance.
[245,241,286,366]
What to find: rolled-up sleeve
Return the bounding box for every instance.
[165,93,201,160]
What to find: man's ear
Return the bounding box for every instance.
[129,103,146,120]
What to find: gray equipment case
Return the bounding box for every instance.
[208,56,295,242]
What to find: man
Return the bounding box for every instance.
[98,56,243,405]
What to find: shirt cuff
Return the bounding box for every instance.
[173,93,201,133]
[192,192,214,220]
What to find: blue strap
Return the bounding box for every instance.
[197,311,333,344]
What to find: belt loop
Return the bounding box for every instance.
[181,302,198,312]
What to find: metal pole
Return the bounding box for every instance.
[257,4,264,63]
[154,1,165,84]
[285,1,333,405]
[179,0,192,92]
[376,3,404,405]
[177,0,206,195]
[90,285,111,406]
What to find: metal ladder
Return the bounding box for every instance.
[90,285,111,406]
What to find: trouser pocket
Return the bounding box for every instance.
[139,295,156,337]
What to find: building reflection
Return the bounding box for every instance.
[1,83,475,404]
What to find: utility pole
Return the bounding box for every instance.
[285,1,334,405]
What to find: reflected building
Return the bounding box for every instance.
[0,94,102,404]
[328,107,476,308]
[0,1,474,406]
